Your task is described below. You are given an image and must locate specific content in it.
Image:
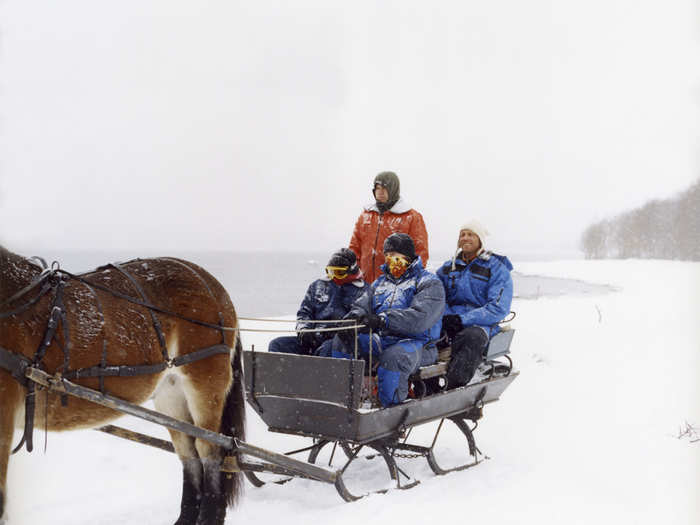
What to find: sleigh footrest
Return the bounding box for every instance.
[412,346,451,381]
[413,361,448,380]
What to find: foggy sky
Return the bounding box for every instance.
[1,1,698,258]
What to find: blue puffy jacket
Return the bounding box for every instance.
[437,251,513,338]
[296,277,368,338]
[348,257,445,344]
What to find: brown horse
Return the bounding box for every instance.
[0,246,245,525]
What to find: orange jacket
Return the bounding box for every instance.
[349,198,429,283]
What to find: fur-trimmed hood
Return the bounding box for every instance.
[363,196,412,214]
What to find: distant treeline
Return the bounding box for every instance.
[580,179,700,260]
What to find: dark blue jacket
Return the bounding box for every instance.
[296,278,368,338]
[348,257,445,344]
[437,251,513,338]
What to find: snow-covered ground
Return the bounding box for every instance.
[6,260,700,524]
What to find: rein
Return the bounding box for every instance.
[57,269,364,335]
[0,273,54,319]
[57,268,239,333]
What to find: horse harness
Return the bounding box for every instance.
[0,257,235,454]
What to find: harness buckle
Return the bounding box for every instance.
[49,371,63,387]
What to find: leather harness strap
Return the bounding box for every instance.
[161,257,227,345]
[33,280,65,367]
[0,346,34,454]
[0,345,31,386]
[17,275,70,453]
[63,344,230,380]
[110,263,169,362]
[78,279,108,393]
[0,278,53,319]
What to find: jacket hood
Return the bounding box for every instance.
[447,251,513,272]
[450,247,485,271]
[373,171,400,211]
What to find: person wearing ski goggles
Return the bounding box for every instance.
[269,248,368,357]
[325,265,350,280]
[332,233,445,407]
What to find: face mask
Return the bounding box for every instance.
[385,254,409,278]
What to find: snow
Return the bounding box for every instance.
[6,260,700,524]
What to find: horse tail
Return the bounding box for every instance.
[220,334,246,507]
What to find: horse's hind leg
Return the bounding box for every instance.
[154,374,203,525]
[0,378,22,524]
[181,361,232,525]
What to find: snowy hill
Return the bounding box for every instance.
[6,260,699,524]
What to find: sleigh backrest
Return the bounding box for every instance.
[485,328,515,360]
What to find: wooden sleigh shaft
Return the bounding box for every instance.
[24,366,341,485]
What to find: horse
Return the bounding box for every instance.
[0,246,245,525]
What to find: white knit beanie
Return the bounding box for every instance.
[451,220,490,270]
[457,220,489,247]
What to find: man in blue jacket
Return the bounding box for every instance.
[332,233,445,407]
[437,220,513,388]
[269,248,368,356]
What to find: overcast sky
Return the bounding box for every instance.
[1,1,698,258]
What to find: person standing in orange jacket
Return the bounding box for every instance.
[349,171,429,283]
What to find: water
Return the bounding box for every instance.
[14,249,614,317]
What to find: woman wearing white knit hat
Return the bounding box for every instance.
[437,221,513,388]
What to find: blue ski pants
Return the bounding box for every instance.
[331,334,430,407]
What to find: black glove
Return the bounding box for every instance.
[334,313,363,345]
[442,314,463,339]
[297,331,320,351]
[359,313,385,332]
[336,325,356,347]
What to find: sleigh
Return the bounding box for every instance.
[239,331,517,501]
